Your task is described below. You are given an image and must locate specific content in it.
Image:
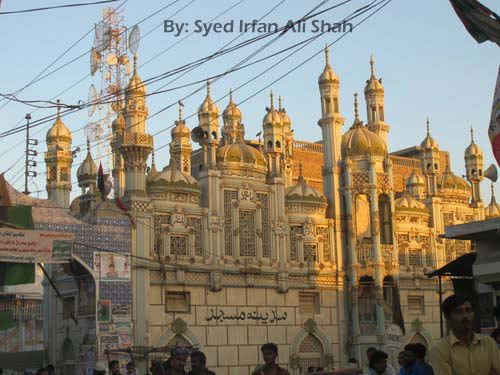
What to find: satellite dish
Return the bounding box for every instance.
[128,25,140,55]
[106,54,118,66]
[94,22,111,53]
[88,84,97,117]
[90,47,100,76]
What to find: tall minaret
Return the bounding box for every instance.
[116,54,153,374]
[317,46,344,219]
[420,117,440,196]
[279,96,294,187]
[198,80,220,169]
[222,89,241,145]
[170,102,192,173]
[263,91,284,177]
[364,54,389,144]
[464,127,484,205]
[111,112,126,197]
[45,100,73,209]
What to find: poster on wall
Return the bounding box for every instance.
[111,304,131,319]
[97,300,111,322]
[93,252,131,281]
[99,335,119,351]
[77,277,96,317]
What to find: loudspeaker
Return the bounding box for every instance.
[484,164,498,182]
[191,126,208,143]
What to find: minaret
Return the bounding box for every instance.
[279,96,294,187]
[116,54,153,374]
[45,100,73,209]
[198,80,220,169]
[76,139,98,215]
[420,117,440,196]
[364,54,389,144]
[317,46,344,218]
[222,89,242,145]
[111,112,126,197]
[464,127,484,205]
[170,102,192,173]
[262,91,284,177]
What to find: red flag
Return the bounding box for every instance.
[489,66,500,167]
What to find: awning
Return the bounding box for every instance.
[426,252,476,278]
[0,350,45,370]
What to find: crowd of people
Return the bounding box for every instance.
[4,294,500,375]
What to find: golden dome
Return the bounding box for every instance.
[46,102,72,143]
[364,55,384,93]
[407,170,425,186]
[420,118,439,150]
[198,80,219,115]
[395,190,428,214]
[438,167,470,191]
[318,46,339,84]
[223,89,242,122]
[77,141,97,186]
[286,164,325,203]
[216,141,267,167]
[485,183,500,219]
[126,55,146,94]
[341,94,387,158]
[112,113,125,132]
[171,102,190,139]
[464,128,483,158]
[263,91,283,128]
[148,165,198,186]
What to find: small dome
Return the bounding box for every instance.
[286,170,325,204]
[318,46,339,84]
[395,191,428,214]
[171,120,190,139]
[407,170,425,186]
[198,81,219,115]
[485,184,500,219]
[420,118,439,150]
[223,90,242,123]
[46,114,72,143]
[364,55,384,93]
[147,164,198,189]
[216,142,267,167]
[126,56,146,95]
[341,94,386,158]
[77,142,97,187]
[438,168,470,191]
[464,129,483,158]
[262,92,283,128]
[112,113,125,132]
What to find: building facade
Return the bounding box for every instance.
[19,49,500,374]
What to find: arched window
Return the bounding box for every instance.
[298,334,324,374]
[211,131,217,140]
[267,140,273,150]
[275,140,281,148]
[378,194,393,244]
[358,276,376,323]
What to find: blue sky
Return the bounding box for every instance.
[0,0,498,201]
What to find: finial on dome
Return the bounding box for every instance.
[151,149,156,166]
[270,90,274,109]
[470,126,474,143]
[133,53,138,73]
[354,93,359,120]
[178,100,184,122]
[426,117,430,135]
[56,99,61,118]
[229,88,233,102]
[86,137,90,152]
[278,96,283,111]
[206,80,211,96]
[370,54,376,78]
[325,44,330,65]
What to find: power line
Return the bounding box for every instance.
[0,0,120,15]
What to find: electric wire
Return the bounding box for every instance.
[0,0,120,15]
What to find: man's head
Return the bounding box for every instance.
[261,343,278,365]
[369,350,387,374]
[412,343,427,361]
[190,350,207,372]
[403,345,416,367]
[170,346,189,371]
[442,294,474,333]
[109,360,120,375]
[366,347,377,361]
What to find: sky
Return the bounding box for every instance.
[0,0,499,202]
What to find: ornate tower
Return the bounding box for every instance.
[116,54,153,373]
[222,89,242,145]
[263,91,284,178]
[45,102,73,209]
[279,96,294,187]
[111,112,126,197]
[170,103,192,174]
[198,80,220,169]
[464,127,484,205]
[76,139,98,215]
[317,46,344,219]
[420,118,440,196]
[364,55,389,144]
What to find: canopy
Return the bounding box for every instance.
[426,252,476,278]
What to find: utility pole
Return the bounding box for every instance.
[23,113,38,195]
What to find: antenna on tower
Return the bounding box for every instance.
[23,113,38,195]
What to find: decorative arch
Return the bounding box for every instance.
[154,317,201,350]
[405,319,433,348]
[290,319,333,375]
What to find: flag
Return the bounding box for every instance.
[449,0,500,46]
[489,66,500,167]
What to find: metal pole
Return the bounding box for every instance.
[438,275,443,337]
[23,114,31,195]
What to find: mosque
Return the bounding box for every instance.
[8,48,499,374]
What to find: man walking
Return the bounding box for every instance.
[428,294,500,375]
[252,343,290,375]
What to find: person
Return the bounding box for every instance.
[252,342,290,375]
[107,263,118,278]
[366,347,397,375]
[400,345,417,375]
[188,350,215,375]
[109,360,122,375]
[410,343,434,375]
[491,327,500,347]
[397,352,405,370]
[428,294,500,375]
[168,346,189,375]
[126,362,136,375]
[367,350,388,375]
[46,365,55,375]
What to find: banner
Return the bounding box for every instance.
[0,228,75,263]
[93,253,130,281]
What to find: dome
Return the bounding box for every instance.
[77,142,97,187]
[485,184,500,219]
[341,94,386,158]
[171,120,190,139]
[286,169,325,204]
[198,81,219,115]
[318,46,339,84]
[438,168,470,191]
[364,55,384,93]
[46,111,72,144]
[420,118,439,150]
[146,163,199,193]
[395,191,428,214]
[216,142,267,167]
[126,55,146,94]
[223,90,242,123]
[112,113,125,132]
[464,129,483,158]
[262,92,282,128]
[407,170,425,186]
